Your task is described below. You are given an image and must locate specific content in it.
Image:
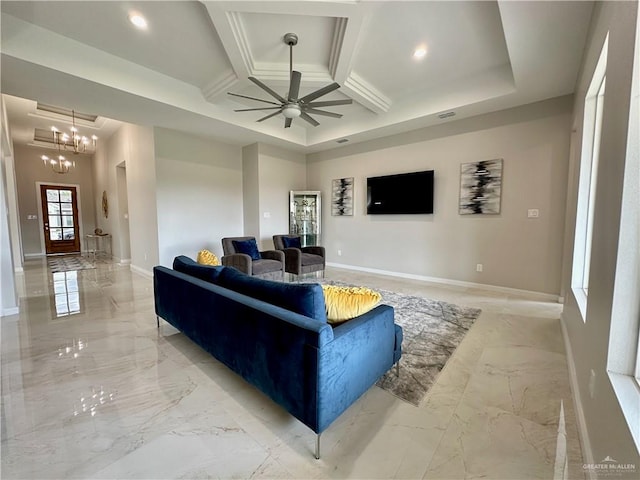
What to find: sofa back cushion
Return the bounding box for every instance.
[216,267,327,323]
[173,255,225,283]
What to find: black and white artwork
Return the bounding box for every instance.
[331,177,354,216]
[459,159,503,214]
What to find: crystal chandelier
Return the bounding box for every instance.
[51,109,98,155]
[41,154,74,174]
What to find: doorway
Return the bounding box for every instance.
[39,184,81,255]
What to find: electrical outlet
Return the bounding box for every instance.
[476,263,483,272]
[337,250,342,256]
[527,209,540,218]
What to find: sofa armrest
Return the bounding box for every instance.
[316,304,399,432]
[302,246,325,258]
[221,253,252,274]
[260,249,285,263]
[280,247,302,272]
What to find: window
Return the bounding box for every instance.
[607,10,640,451]
[572,35,608,320]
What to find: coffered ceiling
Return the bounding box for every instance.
[1,1,594,153]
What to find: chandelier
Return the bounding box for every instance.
[41,154,74,174]
[38,108,98,174]
[51,109,98,155]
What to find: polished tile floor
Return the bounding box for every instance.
[1,259,584,479]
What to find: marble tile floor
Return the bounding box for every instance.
[1,259,584,479]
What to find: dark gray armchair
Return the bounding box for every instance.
[221,236,284,281]
[273,234,325,280]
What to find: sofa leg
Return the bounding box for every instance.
[315,433,321,460]
[396,361,400,377]
[156,315,160,328]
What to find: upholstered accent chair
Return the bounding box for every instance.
[221,236,285,281]
[273,234,326,280]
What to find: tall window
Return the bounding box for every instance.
[607,7,640,452]
[572,35,608,320]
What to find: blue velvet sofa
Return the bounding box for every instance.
[153,256,403,458]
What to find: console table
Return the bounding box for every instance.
[85,234,112,261]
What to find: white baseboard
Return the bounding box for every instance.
[1,306,19,317]
[327,262,562,302]
[23,253,44,258]
[560,313,594,479]
[14,266,23,273]
[119,258,132,265]
[130,264,153,279]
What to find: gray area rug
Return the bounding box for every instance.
[47,255,96,273]
[319,280,482,406]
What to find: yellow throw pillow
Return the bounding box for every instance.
[321,285,382,324]
[197,249,220,266]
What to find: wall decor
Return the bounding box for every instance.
[102,191,109,218]
[331,177,354,216]
[459,159,503,214]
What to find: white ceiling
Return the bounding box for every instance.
[1,1,594,154]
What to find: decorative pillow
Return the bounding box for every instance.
[321,285,382,324]
[197,249,220,266]
[173,255,224,283]
[232,239,261,260]
[282,236,302,249]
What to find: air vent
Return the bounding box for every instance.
[336,138,349,144]
[437,111,456,119]
[34,128,55,144]
[36,103,98,122]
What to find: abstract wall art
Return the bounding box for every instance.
[331,177,354,216]
[459,159,503,214]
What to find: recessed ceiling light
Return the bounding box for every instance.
[128,12,148,29]
[413,46,427,59]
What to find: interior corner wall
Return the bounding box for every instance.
[256,143,306,249]
[242,143,260,242]
[1,146,18,315]
[307,96,572,295]
[13,144,96,256]
[124,124,158,274]
[155,127,243,266]
[561,0,640,469]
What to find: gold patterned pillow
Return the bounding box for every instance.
[197,249,220,266]
[321,285,382,324]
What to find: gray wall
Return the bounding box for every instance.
[307,97,572,295]
[13,144,96,256]
[561,0,640,470]
[93,122,158,274]
[155,127,243,266]
[1,96,18,315]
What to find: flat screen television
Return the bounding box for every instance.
[367,170,434,214]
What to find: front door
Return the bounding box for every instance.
[40,184,81,255]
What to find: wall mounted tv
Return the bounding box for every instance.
[366,170,434,215]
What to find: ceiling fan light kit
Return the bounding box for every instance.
[228,33,352,128]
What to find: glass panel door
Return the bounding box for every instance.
[40,184,81,254]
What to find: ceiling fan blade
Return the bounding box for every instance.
[299,82,340,104]
[300,112,320,127]
[285,117,293,128]
[288,71,302,101]
[257,109,283,122]
[307,99,353,108]
[234,107,282,112]
[227,92,281,106]
[304,108,342,118]
[248,77,286,103]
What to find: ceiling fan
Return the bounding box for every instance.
[228,33,352,128]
